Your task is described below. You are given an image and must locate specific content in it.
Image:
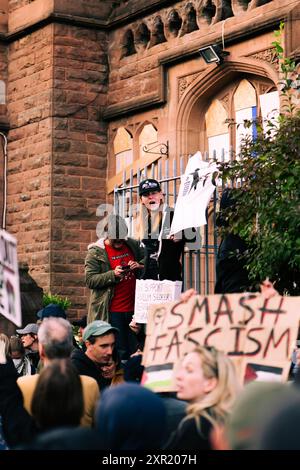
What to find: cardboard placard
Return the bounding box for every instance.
[133,279,182,324]
[142,293,300,391]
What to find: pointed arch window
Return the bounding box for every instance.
[203,77,279,160]
[138,124,158,159]
[113,127,133,174]
[205,99,230,160]
[234,79,257,157]
[259,90,280,135]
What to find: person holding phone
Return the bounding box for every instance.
[85,214,145,361]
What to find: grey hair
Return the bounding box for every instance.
[38,317,73,359]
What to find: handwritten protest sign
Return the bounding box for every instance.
[142,293,300,391]
[133,280,182,324]
[0,230,21,327]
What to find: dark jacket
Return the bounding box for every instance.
[85,237,145,323]
[71,348,124,392]
[25,350,40,370]
[0,358,37,447]
[215,188,250,294]
[159,396,187,447]
[215,233,250,293]
[71,348,107,391]
[165,415,212,450]
[158,237,185,281]
[141,206,185,282]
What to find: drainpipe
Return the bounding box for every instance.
[0,132,8,230]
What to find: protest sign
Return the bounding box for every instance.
[133,279,182,324]
[0,230,22,327]
[170,151,218,235]
[142,293,300,391]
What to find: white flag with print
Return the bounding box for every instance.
[170,152,217,235]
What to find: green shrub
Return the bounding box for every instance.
[220,113,300,295]
[218,22,300,295]
[43,293,71,310]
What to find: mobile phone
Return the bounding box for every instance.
[121,265,130,271]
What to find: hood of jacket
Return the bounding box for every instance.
[87,238,106,250]
[95,383,167,450]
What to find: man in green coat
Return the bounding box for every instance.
[85,215,145,360]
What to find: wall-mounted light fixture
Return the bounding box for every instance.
[198,44,230,65]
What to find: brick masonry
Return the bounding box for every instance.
[50,24,108,318]
[6,19,109,320]
[0,0,298,323]
[7,25,53,293]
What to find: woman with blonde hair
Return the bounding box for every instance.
[165,346,240,450]
[130,179,186,342]
[137,178,185,281]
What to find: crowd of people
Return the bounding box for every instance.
[0,179,299,451]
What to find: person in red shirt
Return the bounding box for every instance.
[85,215,145,361]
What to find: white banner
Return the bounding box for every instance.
[0,230,21,327]
[133,279,182,324]
[170,151,217,235]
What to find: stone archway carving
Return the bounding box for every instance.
[176,59,279,157]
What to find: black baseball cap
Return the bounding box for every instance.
[139,179,161,197]
[37,303,67,320]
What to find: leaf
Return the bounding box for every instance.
[43,293,72,310]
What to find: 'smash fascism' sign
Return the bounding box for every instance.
[142,293,300,391]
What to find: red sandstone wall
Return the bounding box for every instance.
[106,0,299,113]
[6,22,108,319]
[0,0,7,33]
[7,24,53,290]
[51,24,108,318]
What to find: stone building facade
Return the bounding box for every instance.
[0,0,298,320]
